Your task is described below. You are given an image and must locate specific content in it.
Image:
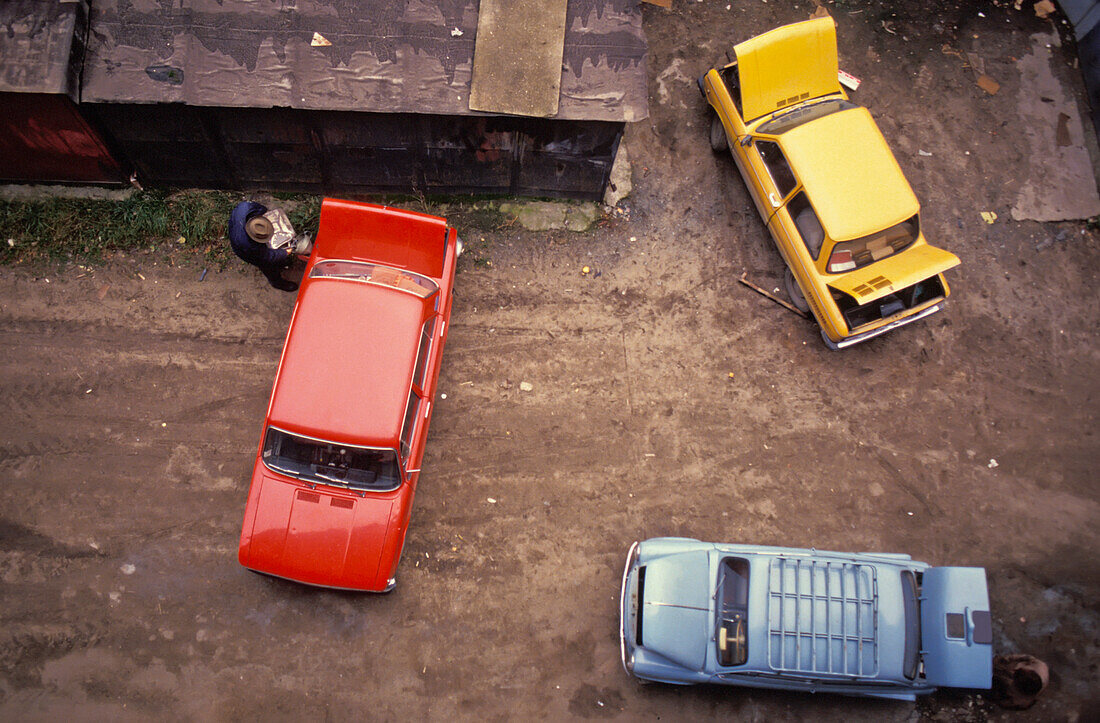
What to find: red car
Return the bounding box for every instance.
[238,199,461,592]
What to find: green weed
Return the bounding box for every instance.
[0,191,322,266]
[0,191,511,267]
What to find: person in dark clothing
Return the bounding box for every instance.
[228,201,298,291]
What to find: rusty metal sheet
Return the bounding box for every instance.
[469,0,569,117]
[560,0,650,122]
[80,0,647,122]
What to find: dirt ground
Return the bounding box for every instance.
[2,1,1099,721]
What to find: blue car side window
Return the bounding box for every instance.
[901,570,920,680]
[717,558,750,666]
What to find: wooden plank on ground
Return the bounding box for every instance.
[738,273,810,319]
[469,0,568,117]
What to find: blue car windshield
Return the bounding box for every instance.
[716,557,750,666]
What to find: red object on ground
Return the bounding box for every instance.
[238,199,460,592]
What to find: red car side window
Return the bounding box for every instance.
[412,317,436,390]
[400,391,421,460]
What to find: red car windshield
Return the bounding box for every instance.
[261,427,401,491]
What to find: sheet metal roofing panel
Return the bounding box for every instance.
[81,0,648,122]
[0,0,88,99]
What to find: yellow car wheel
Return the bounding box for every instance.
[784,267,810,314]
[709,113,728,152]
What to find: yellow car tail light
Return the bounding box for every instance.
[827,249,856,273]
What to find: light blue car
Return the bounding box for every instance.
[619,538,992,701]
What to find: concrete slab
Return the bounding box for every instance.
[1011,32,1100,221]
[469,0,568,117]
[498,200,599,231]
[603,144,632,207]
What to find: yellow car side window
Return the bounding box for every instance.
[788,192,825,258]
[757,140,796,199]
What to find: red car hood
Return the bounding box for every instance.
[240,472,397,591]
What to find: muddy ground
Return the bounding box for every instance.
[1,1,1098,721]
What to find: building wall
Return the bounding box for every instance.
[84,104,622,199]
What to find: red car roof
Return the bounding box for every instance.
[267,277,426,447]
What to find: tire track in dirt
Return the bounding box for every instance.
[0,318,286,349]
[0,438,105,468]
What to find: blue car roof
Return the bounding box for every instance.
[764,555,880,678]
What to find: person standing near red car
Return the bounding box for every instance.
[228,201,299,291]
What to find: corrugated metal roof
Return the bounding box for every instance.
[81,0,648,122]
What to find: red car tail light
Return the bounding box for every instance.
[827,249,856,273]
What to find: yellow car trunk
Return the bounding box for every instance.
[826,243,960,304]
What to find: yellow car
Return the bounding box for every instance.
[700,17,960,349]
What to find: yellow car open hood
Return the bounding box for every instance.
[827,243,960,304]
[735,17,841,122]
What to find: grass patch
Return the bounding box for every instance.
[0,190,523,268]
[0,190,323,266]
[439,202,511,232]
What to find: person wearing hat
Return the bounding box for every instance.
[228,200,298,291]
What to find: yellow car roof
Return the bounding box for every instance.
[735,17,841,122]
[779,107,919,242]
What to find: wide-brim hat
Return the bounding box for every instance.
[245,216,274,242]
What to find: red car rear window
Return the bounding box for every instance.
[311,260,438,298]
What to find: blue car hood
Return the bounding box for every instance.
[920,567,993,689]
[641,552,711,672]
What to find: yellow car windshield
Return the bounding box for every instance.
[757,98,856,136]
